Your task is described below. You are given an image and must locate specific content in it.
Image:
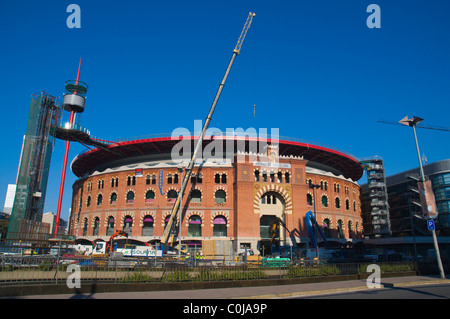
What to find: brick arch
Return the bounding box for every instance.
[144,187,157,200]
[139,211,156,227]
[185,211,204,227]
[104,213,117,228]
[90,214,101,227]
[165,186,179,198]
[162,212,172,227]
[211,211,230,226]
[253,184,292,214]
[120,212,135,227]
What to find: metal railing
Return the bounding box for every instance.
[0,254,427,286]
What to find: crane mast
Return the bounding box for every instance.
[161,12,256,245]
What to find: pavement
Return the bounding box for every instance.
[11,275,450,299]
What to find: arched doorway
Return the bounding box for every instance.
[259,191,286,256]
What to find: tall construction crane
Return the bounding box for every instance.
[161,12,256,246]
[377,118,450,132]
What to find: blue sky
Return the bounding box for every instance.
[1,0,449,222]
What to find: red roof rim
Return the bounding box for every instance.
[71,135,363,180]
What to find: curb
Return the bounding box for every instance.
[234,279,450,299]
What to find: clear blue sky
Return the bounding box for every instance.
[1,0,449,222]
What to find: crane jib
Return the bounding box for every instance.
[161,12,255,245]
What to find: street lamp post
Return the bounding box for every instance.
[177,167,185,261]
[309,183,321,258]
[399,116,446,279]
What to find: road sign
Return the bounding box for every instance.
[427,219,435,231]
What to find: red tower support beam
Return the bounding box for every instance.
[54,58,82,236]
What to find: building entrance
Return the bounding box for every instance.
[259,191,286,256]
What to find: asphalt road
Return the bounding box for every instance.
[297,283,450,299]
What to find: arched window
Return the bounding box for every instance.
[145,190,155,203]
[277,172,283,183]
[348,221,353,238]
[284,172,290,183]
[307,193,313,206]
[123,216,133,234]
[188,215,202,237]
[167,174,173,184]
[262,172,267,182]
[146,175,151,185]
[126,191,135,204]
[335,197,341,209]
[346,199,350,210]
[215,174,221,184]
[334,183,340,193]
[213,216,227,237]
[337,219,344,238]
[190,189,202,203]
[86,195,91,207]
[221,174,227,184]
[93,217,100,236]
[321,195,328,207]
[106,216,115,236]
[254,170,260,182]
[174,173,179,184]
[82,218,88,236]
[127,176,131,186]
[261,192,283,206]
[323,218,331,238]
[191,173,203,184]
[167,189,177,203]
[110,192,117,204]
[97,194,103,206]
[215,190,226,204]
[142,215,154,236]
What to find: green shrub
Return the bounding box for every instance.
[286,265,340,278]
[119,271,155,283]
[162,270,193,282]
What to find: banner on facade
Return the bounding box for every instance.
[158,170,165,195]
[253,161,291,169]
[418,180,438,219]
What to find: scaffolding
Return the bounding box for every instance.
[7,92,61,239]
[360,156,391,237]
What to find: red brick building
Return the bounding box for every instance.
[68,135,364,254]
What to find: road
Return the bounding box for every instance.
[297,283,450,299]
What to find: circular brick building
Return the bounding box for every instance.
[68,134,364,255]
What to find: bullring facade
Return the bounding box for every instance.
[68,135,364,254]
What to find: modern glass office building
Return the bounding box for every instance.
[383,159,450,236]
[361,159,450,260]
